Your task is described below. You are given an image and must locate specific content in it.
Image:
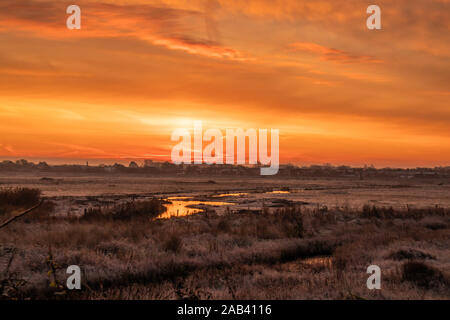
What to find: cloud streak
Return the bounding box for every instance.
[289,42,382,64]
[0,0,247,60]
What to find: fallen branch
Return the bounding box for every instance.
[0,200,44,230]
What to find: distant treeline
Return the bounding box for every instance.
[1,159,450,178]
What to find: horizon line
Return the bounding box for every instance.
[1,157,449,170]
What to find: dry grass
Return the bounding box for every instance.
[79,199,164,222]
[401,261,449,290]
[0,188,449,300]
[0,188,40,208]
[163,235,183,253]
[0,188,41,217]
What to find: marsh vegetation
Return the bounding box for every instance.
[0,186,449,300]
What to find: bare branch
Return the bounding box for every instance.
[0,200,44,230]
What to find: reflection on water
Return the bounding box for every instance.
[280,256,333,272]
[266,190,290,194]
[301,256,333,268]
[159,200,233,219]
[213,193,248,197]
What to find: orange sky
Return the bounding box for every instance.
[0,0,449,167]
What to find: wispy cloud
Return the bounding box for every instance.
[0,0,247,60]
[289,42,382,64]
[153,36,247,60]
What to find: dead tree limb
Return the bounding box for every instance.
[0,200,44,230]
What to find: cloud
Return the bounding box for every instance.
[289,42,382,64]
[0,0,247,60]
[0,0,449,166]
[153,36,247,60]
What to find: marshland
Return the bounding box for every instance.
[0,172,449,299]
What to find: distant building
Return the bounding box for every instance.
[144,160,154,167]
[129,161,139,168]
